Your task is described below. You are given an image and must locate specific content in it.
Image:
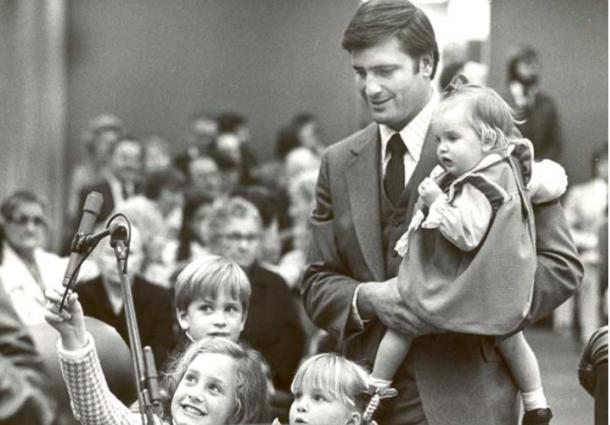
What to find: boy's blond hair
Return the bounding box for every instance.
[174,254,251,313]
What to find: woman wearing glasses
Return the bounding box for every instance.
[0,191,68,325]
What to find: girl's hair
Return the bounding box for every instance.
[440,84,519,153]
[291,353,371,414]
[174,254,251,314]
[206,197,262,247]
[162,337,270,424]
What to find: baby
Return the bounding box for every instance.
[369,82,566,425]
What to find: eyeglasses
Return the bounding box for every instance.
[9,215,47,227]
[221,232,261,243]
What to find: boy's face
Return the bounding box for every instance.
[289,383,361,425]
[431,102,485,177]
[177,290,246,342]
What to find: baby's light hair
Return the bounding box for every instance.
[174,254,251,314]
[440,84,520,152]
[291,353,371,414]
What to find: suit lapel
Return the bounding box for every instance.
[346,124,386,281]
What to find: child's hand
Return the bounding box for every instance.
[418,177,443,206]
[44,288,87,351]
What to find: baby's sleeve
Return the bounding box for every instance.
[426,183,493,251]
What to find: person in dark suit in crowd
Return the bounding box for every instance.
[504,45,562,162]
[77,135,143,225]
[301,1,582,424]
[173,111,218,177]
[0,281,58,425]
[75,225,176,370]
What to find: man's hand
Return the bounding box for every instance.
[418,177,443,207]
[357,278,426,334]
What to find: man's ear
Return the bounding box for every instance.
[345,411,363,425]
[420,54,434,78]
[176,308,189,331]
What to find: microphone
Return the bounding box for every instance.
[62,191,104,288]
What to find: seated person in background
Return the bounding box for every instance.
[556,143,608,342]
[217,111,258,184]
[172,189,216,268]
[75,225,176,370]
[0,191,68,326]
[273,353,375,425]
[141,134,171,174]
[66,113,124,225]
[116,168,185,287]
[173,110,218,177]
[77,135,143,225]
[187,155,222,200]
[232,185,282,266]
[0,281,58,425]
[207,197,305,420]
[45,287,270,425]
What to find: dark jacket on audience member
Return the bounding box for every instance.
[76,275,176,370]
[241,262,305,392]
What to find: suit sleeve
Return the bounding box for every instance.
[525,199,583,324]
[301,153,368,341]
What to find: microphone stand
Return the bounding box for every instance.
[110,227,162,425]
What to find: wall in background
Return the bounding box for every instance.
[488,0,607,184]
[67,0,361,169]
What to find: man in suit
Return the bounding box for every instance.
[77,135,143,225]
[301,1,583,424]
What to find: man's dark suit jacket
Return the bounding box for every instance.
[302,122,583,425]
[76,275,176,370]
[241,262,305,392]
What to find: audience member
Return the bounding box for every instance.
[75,225,176,369]
[142,134,171,174]
[45,286,271,425]
[217,112,258,184]
[232,185,282,265]
[556,143,608,342]
[0,281,58,425]
[207,197,305,395]
[77,135,144,225]
[290,112,326,157]
[66,113,124,223]
[187,154,222,199]
[174,111,218,176]
[0,191,67,325]
[173,189,216,265]
[504,45,562,161]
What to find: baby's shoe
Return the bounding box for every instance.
[522,407,553,425]
[363,385,398,422]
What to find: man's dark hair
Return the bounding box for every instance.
[218,112,247,134]
[507,44,539,83]
[143,167,185,200]
[342,0,439,78]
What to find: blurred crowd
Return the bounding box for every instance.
[0,43,606,424]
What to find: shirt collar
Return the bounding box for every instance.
[379,90,440,162]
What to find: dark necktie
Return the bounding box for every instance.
[384,133,407,205]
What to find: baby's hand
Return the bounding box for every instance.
[45,288,87,351]
[418,177,443,206]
